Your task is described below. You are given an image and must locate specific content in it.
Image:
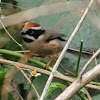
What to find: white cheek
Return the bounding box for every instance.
[22,34,36,40]
[38,34,44,40]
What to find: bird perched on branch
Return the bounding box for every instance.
[20,21,96,69]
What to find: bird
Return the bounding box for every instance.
[20,21,96,69]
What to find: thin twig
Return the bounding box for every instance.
[0,19,25,52]
[49,55,75,76]
[14,64,40,100]
[79,48,100,79]
[85,88,92,100]
[55,64,100,100]
[15,50,30,53]
[10,83,24,100]
[59,63,75,76]
[40,0,94,99]
[0,58,100,90]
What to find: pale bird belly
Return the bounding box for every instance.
[25,40,62,56]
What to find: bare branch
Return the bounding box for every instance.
[0,58,100,90]
[10,83,24,100]
[85,88,92,100]
[0,19,24,52]
[40,0,94,99]
[55,64,100,100]
[14,64,40,100]
[79,49,100,79]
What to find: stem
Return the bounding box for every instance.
[79,49,100,79]
[0,58,100,91]
[75,40,83,77]
[0,49,62,75]
[14,64,40,99]
[0,49,45,67]
[55,64,100,100]
[89,81,100,85]
[77,91,88,100]
[40,0,94,99]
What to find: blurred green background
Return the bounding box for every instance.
[0,0,100,100]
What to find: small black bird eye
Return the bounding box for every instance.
[26,29,34,36]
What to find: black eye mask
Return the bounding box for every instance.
[26,29,45,39]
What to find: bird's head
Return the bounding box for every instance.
[20,22,45,43]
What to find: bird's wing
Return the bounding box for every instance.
[44,30,66,42]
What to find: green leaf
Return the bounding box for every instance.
[78,88,88,100]
[0,72,6,81]
[45,82,66,99]
[80,87,86,94]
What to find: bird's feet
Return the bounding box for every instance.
[44,56,55,70]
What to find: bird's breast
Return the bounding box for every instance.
[24,40,63,56]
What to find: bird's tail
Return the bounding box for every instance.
[67,45,97,55]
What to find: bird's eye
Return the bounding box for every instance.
[31,31,34,35]
[26,29,34,36]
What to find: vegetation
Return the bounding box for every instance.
[0,0,100,100]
